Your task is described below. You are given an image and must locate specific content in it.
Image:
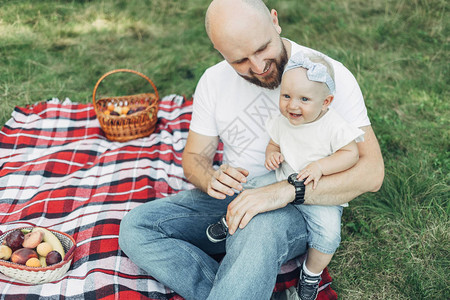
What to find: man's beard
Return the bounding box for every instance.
[239,42,288,90]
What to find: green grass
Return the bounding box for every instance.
[1,0,448,298]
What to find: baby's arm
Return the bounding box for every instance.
[265,139,284,170]
[298,140,359,189]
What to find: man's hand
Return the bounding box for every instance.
[297,161,323,189]
[225,180,294,234]
[183,130,250,198]
[207,164,249,199]
[265,151,284,170]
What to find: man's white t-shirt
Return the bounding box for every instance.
[190,39,370,179]
[266,108,365,182]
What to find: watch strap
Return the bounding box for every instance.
[288,173,305,205]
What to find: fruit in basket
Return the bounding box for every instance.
[0,245,12,260]
[39,255,47,267]
[22,231,44,249]
[107,103,115,112]
[46,250,62,266]
[110,111,120,116]
[11,248,38,265]
[25,257,42,268]
[121,106,130,115]
[114,106,123,115]
[36,242,53,257]
[5,230,25,252]
[32,227,65,258]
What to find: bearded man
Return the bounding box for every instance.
[119,1,384,299]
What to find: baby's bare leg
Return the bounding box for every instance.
[305,248,333,274]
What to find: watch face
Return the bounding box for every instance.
[288,173,298,184]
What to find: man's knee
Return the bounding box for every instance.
[118,208,138,254]
[226,209,307,267]
[118,203,160,255]
[229,209,301,250]
[239,212,282,238]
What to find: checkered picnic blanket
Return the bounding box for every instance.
[0,95,337,299]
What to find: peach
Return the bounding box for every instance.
[11,248,38,265]
[22,231,44,249]
[25,257,41,268]
[0,245,12,260]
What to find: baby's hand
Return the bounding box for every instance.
[297,162,323,189]
[265,152,284,170]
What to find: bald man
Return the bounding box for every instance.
[119,1,384,299]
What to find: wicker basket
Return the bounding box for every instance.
[0,227,76,284]
[93,69,159,142]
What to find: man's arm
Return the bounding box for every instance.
[226,125,384,234]
[303,125,384,204]
[182,130,249,199]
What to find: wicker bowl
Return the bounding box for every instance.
[93,69,159,142]
[0,227,76,284]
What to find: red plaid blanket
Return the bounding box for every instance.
[0,96,337,299]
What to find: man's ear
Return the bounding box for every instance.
[323,95,334,109]
[270,9,282,34]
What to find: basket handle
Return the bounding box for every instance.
[92,69,159,107]
[64,244,77,261]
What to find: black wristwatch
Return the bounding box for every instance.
[287,173,305,205]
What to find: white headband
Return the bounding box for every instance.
[283,52,336,95]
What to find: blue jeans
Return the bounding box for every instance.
[299,204,343,254]
[246,172,343,254]
[241,171,278,190]
[119,175,308,300]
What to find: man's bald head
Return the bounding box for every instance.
[205,0,273,40]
